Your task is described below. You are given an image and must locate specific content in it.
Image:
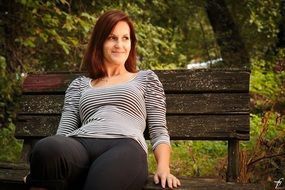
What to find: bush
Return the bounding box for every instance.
[0,123,22,162]
[0,56,23,162]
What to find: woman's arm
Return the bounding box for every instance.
[56,77,83,135]
[145,70,181,188]
[153,143,181,188]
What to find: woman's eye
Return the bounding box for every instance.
[108,36,117,41]
[107,36,129,41]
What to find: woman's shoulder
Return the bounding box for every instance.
[137,69,158,78]
[137,69,160,81]
[67,75,91,90]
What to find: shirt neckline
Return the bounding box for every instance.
[89,72,140,89]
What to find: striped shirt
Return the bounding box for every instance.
[56,70,170,153]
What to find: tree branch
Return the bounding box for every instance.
[247,152,285,167]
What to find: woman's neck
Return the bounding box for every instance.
[104,64,128,78]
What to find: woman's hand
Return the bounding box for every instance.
[153,144,181,188]
[153,166,181,188]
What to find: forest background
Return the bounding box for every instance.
[0,0,284,189]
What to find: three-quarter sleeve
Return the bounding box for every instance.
[56,77,82,136]
[145,70,170,150]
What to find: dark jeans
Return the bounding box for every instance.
[26,135,148,190]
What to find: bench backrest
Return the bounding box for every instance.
[15,69,250,142]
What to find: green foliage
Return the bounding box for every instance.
[148,141,227,177]
[239,112,285,187]
[136,0,219,68]
[0,56,23,162]
[13,0,97,72]
[228,0,281,59]
[0,56,22,126]
[136,22,181,69]
[2,0,282,70]
[250,49,285,121]
[251,59,285,101]
[4,0,223,71]
[0,123,22,162]
[238,53,285,186]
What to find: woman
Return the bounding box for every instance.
[25,10,181,190]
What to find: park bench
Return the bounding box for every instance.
[0,69,263,190]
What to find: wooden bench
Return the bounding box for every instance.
[0,69,263,190]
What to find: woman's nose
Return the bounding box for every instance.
[114,39,123,48]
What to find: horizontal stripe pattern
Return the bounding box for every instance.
[56,70,170,153]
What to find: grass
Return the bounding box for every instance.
[147,140,227,178]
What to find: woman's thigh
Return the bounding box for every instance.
[83,138,148,190]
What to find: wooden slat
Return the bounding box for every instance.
[167,93,249,114]
[156,70,250,92]
[22,70,250,93]
[19,93,249,114]
[15,115,249,140]
[144,176,264,190]
[22,73,80,93]
[19,95,64,114]
[167,115,249,140]
[0,163,264,190]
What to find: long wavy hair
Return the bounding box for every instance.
[81,10,137,79]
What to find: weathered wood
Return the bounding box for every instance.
[0,163,264,190]
[227,140,239,182]
[166,93,249,114]
[19,139,39,163]
[22,73,79,93]
[144,176,263,190]
[167,115,249,140]
[22,70,250,93]
[0,163,29,190]
[19,93,250,114]
[157,70,250,92]
[15,115,250,140]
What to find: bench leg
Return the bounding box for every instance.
[20,139,39,163]
[227,139,239,182]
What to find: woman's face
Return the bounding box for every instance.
[103,21,131,66]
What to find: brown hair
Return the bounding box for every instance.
[81,10,137,79]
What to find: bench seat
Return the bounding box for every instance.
[0,162,263,190]
[0,69,264,189]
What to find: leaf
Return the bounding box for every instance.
[67,37,79,46]
[56,38,70,54]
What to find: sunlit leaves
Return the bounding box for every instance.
[0,56,22,129]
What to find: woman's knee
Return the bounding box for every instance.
[30,136,70,161]
[28,136,89,189]
[29,135,90,173]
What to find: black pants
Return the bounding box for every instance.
[26,135,148,190]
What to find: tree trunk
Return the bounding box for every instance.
[0,0,23,128]
[277,0,285,48]
[205,0,250,68]
[1,0,23,72]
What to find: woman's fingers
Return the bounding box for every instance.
[153,173,159,184]
[160,175,167,188]
[154,173,181,189]
[171,175,181,188]
[167,176,173,188]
